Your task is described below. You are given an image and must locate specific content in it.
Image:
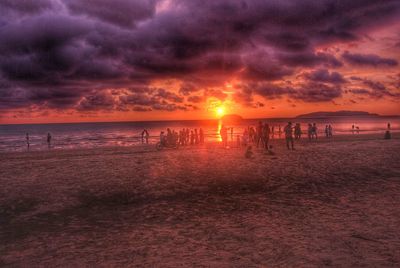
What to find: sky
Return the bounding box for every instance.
[0,0,399,124]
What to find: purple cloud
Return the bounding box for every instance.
[304,69,346,84]
[0,0,399,113]
[342,52,398,67]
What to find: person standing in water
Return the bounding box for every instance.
[387,122,391,130]
[26,133,30,150]
[47,133,52,149]
[284,122,294,150]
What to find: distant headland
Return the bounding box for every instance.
[296,111,380,119]
[221,114,243,123]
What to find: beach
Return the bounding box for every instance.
[1,133,400,267]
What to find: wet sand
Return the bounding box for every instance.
[1,134,400,267]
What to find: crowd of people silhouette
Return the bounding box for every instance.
[22,121,393,151]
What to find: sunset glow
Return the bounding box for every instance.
[216,106,225,118]
[0,1,399,124]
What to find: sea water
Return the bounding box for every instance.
[0,116,398,152]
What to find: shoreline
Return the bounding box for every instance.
[1,132,398,155]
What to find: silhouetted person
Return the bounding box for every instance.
[352,124,355,134]
[356,126,360,134]
[263,123,270,151]
[190,130,194,145]
[194,129,199,144]
[160,131,166,146]
[271,126,275,139]
[387,122,391,130]
[242,129,249,146]
[284,122,294,150]
[307,123,313,141]
[249,127,255,143]
[328,125,333,137]
[256,121,263,148]
[145,130,149,144]
[312,123,318,139]
[278,125,282,137]
[220,125,228,148]
[141,130,145,143]
[245,145,253,159]
[384,130,391,139]
[325,125,329,138]
[199,128,204,144]
[47,133,52,149]
[294,123,301,139]
[26,133,30,150]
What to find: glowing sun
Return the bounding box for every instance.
[216,106,225,117]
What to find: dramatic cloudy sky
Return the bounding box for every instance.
[0,0,399,123]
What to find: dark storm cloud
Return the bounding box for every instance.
[253,83,295,100]
[0,0,54,15]
[77,91,115,111]
[291,82,342,102]
[118,88,195,111]
[65,0,157,28]
[304,69,346,84]
[349,76,400,98]
[0,0,399,112]
[342,52,398,67]
[278,51,343,68]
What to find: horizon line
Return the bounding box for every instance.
[1,114,399,126]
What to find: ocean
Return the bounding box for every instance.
[0,116,398,152]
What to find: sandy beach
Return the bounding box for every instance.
[1,133,400,267]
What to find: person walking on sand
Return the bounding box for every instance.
[26,133,30,149]
[141,129,146,143]
[242,128,249,146]
[220,125,228,148]
[263,123,270,151]
[307,123,312,141]
[284,122,294,150]
[312,123,318,139]
[47,133,52,149]
[294,123,301,139]
[328,125,333,137]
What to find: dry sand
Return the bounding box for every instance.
[1,134,400,267]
